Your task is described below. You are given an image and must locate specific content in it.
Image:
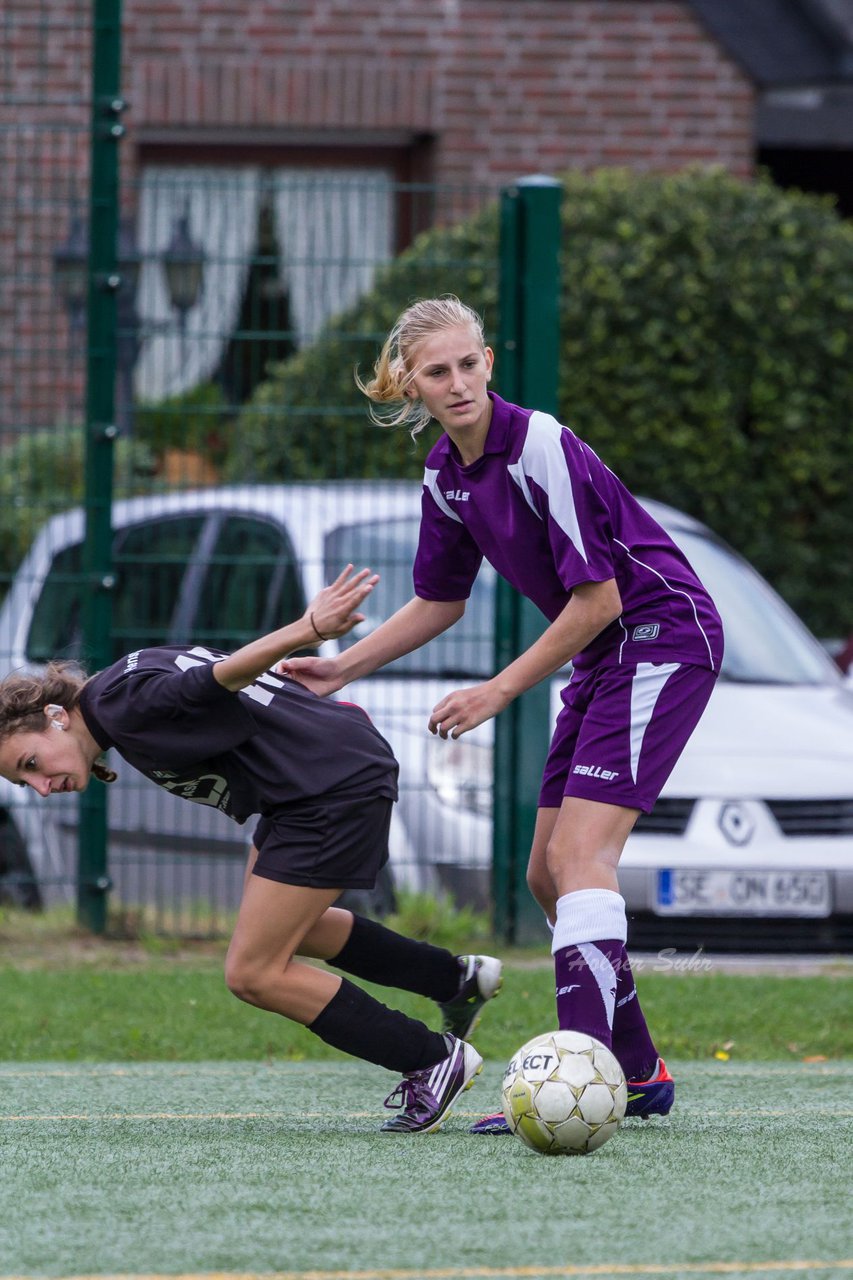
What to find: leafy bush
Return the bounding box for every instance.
[227,205,500,482]
[226,169,853,637]
[0,430,155,598]
[557,169,853,639]
[384,890,492,951]
[134,380,231,468]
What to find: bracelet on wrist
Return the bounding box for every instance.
[310,611,332,642]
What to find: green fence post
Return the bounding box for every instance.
[77,0,125,933]
[493,174,562,945]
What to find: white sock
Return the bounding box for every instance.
[551,888,627,955]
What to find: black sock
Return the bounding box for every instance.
[308,978,449,1074]
[329,914,460,1003]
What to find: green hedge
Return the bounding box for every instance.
[134,381,231,468]
[0,431,155,598]
[227,169,853,637]
[226,205,501,483]
[557,169,853,640]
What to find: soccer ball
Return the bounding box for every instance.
[501,1029,628,1155]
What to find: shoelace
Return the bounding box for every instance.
[383,1076,433,1112]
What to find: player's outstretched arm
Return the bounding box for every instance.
[280,595,466,696]
[212,565,378,693]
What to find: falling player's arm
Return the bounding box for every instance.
[213,565,378,692]
[279,595,466,696]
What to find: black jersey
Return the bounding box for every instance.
[78,645,399,822]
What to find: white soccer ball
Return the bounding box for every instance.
[501,1029,628,1156]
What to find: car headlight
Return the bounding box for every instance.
[426,736,493,817]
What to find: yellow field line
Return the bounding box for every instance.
[0,1063,849,1079]
[0,1111,376,1121]
[0,1067,276,1077]
[2,1109,852,1123]
[2,1260,850,1279]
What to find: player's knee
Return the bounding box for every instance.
[526,863,554,915]
[224,954,265,1006]
[544,836,570,884]
[543,837,599,887]
[544,840,622,898]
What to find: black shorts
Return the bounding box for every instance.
[251,795,393,890]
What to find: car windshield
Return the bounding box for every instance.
[326,517,497,676]
[327,515,837,686]
[672,529,836,685]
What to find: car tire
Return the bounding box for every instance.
[335,863,397,919]
[0,809,43,910]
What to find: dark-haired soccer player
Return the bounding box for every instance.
[0,563,501,1134]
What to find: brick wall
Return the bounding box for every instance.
[123,0,755,182]
[0,0,90,436]
[1,0,755,436]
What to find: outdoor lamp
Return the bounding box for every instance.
[162,209,204,317]
[52,213,89,320]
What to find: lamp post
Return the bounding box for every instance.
[53,213,90,334]
[53,209,205,434]
[161,204,205,370]
[162,207,205,319]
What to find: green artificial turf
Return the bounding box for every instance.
[2,914,851,1278]
[2,1059,851,1277]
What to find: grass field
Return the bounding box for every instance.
[2,1060,852,1278]
[1,958,851,1062]
[1,912,852,1279]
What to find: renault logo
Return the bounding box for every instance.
[719,801,755,846]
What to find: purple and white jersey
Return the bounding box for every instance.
[413,393,723,672]
[79,645,399,822]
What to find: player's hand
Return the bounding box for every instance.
[303,564,378,642]
[277,655,344,697]
[428,680,510,739]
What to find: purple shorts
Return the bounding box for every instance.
[539,662,717,813]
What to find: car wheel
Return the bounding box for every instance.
[0,809,43,910]
[336,863,397,919]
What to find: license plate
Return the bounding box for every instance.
[655,869,831,917]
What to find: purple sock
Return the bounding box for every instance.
[611,949,659,1083]
[553,938,624,1048]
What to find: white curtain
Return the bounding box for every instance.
[134,166,261,402]
[270,168,394,346]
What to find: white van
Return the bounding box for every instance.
[2,481,852,947]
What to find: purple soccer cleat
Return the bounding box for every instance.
[468,1110,511,1135]
[380,1036,483,1134]
[623,1057,675,1118]
[468,1057,676,1133]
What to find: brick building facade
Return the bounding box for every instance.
[4,0,851,435]
[122,1,754,185]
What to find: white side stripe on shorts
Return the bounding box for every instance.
[629,661,680,784]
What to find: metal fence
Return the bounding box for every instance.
[0,0,94,915]
[0,1,558,940]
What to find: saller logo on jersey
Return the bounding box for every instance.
[573,764,620,780]
[633,623,660,641]
[445,489,470,502]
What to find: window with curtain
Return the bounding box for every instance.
[133,164,395,405]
